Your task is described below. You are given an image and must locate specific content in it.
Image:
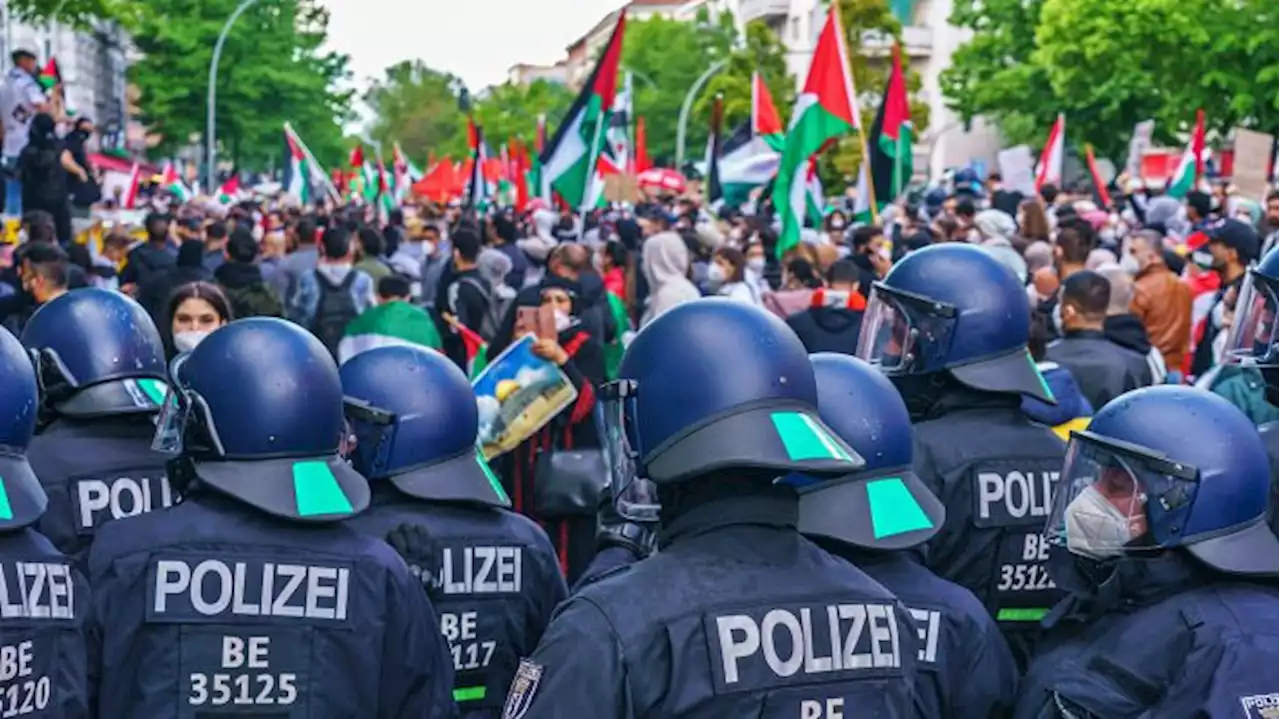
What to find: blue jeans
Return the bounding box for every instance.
[3,155,20,216]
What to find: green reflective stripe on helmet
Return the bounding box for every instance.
[292,461,355,517]
[0,476,12,520]
[135,378,169,406]
[866,477,934,539]
[477,450,509,504]
[770,411,853,462]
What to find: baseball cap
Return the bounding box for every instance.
[1207,218,1260,263]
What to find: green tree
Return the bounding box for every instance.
[473,79,576,151]
[364,60,468,161]
[698,20,794,136]
[4,0,141,27]
[130,0,351,170]
[821,0,931,186]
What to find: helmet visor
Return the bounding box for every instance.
[1045,431,1199,560]
[151,353,191,454]
[1224,269,1278,368]
[856,284,957,375]
[601,380,659,523]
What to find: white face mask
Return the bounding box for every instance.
[746,257,765,274]
[706,263,726,285]
[1064,485,1135,559]
[1119,253,1141,275]
[829,219,845,231]
[173,329,212,353]
[553,309,572,333]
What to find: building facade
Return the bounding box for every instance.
[564,0,687,86]
[507,61,570,87]
[0,3,131,151]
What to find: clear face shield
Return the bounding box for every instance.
[855,284,958,375]
[340,397,398,473]
[1045,432,1199,561]
[1224,270,1278,367]
[151,354,226,456]
[600,380,659,523]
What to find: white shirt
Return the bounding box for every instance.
[0,68,46,156]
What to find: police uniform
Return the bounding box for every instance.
[1015,386,1280,718]
[340,344,568,719]
[21,289,175,565]
[506,301,920,718]
[854,245,1068,666]
[797,353,1019,718]
[0,326,89,716]
[87,318,457,718]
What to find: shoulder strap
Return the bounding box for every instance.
[563,331,590,359]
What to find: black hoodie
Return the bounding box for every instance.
[784,306,864,355]
[1103,313,1153,355]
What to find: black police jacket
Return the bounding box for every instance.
[345,487,568,718]
[911,388,1067,669]
[27,413,174,569]
[1045,329,1152,410]
[501,489,920,718]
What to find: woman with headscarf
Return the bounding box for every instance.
[640,228,700,327]
[506,275,606,584]
[974,209,1028,283]
[17,113,85,244]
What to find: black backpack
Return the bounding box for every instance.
[456,276,506,342]
[310,270,358,356]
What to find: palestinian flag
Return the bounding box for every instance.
[714,74,783,207]
[774,3,860,257]
[376,154,394,221]
[635,116,652,173]
[122,162,142,209]
[455,320,489,379]
[336,301,443,366]
[539,11,626,210]
[856,45,912,221]
[160,161,192,202]
[466,118,492,209]
[37,58,61,90]
[753,71,785,152]
[392,142,421,200]
[706,95,726,205]
[1035,114,1065,191]
[216,176,240,205]
[1167,109,1204,199]
[605,71,633,174]
[1084,144,1112,209]
[283,132,311,205]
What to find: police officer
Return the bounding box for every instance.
[1221,246,1278,531]
[503,299,920,718]
[21,288,175,564]
[1015,386,1279,717]
[857,243,1067,667]
[86,318,456,717]
[339,345,567,717]
[0,326,89,716]
[798,353,1018,718]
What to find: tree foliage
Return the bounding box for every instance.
[474,80,576,153]
[698,20,794,137]
[821,0,931,186]
[129,0,352,170]
[943,0,1279,161]
[364,61,468,161]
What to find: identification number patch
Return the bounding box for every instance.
[178,625,311,718]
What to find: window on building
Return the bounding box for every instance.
[789,17,800,42]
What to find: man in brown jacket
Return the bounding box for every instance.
[1127,229,1192,373]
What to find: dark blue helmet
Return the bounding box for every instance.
[857,243,1054,403]
[340,346,509,507]
[604,300,862,508]
[1224,247,1277,393]
[796,354,944,550]
[21,288,168,421]
[1045,386,1276,576]
[153,318,368,521]
[0,327,48,530]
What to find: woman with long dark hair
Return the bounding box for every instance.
[164,281,233,358]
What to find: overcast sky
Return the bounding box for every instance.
[322,0,623,92]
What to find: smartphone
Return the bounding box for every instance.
[536,305,557,340]
[516,307,539,338]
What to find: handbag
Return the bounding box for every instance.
[533,446,608,518]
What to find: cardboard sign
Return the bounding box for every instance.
[604,173,639,203]
[997,145,1037,196]
[1232,128,1275,200]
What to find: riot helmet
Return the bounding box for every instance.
[0,327,48,529]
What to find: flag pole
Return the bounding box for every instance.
[284,122,341,202]
[833,0,878,226]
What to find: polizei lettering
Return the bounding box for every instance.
[0,562,75,620]
[147,558,351,623]
[75,474,174,530]
[974,468,1059,527]
[707,602,903,694]
[440,546,523,595]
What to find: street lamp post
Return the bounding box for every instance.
[674,59,728,170]
[206,0,260,193]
